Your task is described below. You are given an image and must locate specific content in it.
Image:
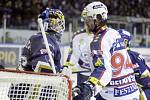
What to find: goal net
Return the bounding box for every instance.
[0,69,72,100]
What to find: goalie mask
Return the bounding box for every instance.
[42,9,65,36]
[81,2,108,32]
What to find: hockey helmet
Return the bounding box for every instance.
[48,9,65,34]
[118,29,132,47]
[82,2,108,23]
[81,2,108,32]
[41,8,65,35]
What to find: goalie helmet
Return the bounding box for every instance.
[48,9,65,34]
[118,29,132,47]
[82,1,108,22]
[41,8,65,35]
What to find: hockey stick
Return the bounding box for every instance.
[72,70,91,74]
[38,18,56,74]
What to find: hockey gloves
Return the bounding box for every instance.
[38,8,50,21]
[73,81,93,100]
[73,77,103,100]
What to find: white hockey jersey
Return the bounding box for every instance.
[65,29,94,76]
[90,27,140,100]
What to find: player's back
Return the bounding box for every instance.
[22,31,61,72]
[96,28,140,100]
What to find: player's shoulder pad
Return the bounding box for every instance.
[104,28,120,39]
[72,29,86,39]
[107,28,118,34]
[31,32,41,38]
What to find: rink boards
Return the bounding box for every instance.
[0,44,149,68]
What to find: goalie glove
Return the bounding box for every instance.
[38,8,50,31]
[38,8,50,20]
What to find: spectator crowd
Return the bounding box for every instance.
[0,0,150,29]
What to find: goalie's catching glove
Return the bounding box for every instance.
[38,8,50,20]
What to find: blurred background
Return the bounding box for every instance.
[0,0,150,68]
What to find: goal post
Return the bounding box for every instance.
[0,69,72,100]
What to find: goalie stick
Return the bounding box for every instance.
[38,18,56,74]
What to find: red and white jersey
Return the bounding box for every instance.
[90,27,140,100]
[66,29,94,76]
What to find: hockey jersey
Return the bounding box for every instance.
[128,50,150,99]
[21,31,61,72]
[65,29,94,76]
[90,27,140,100]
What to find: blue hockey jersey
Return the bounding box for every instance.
[128,50,150,99]
[21,31,61,72]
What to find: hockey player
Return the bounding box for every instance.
[8,8,65,99]
[118,29,150,100]
[64,28,94,85]
[73,1,140,100]
[18,8,65,73]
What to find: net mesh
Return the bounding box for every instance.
[0,70,72,100]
